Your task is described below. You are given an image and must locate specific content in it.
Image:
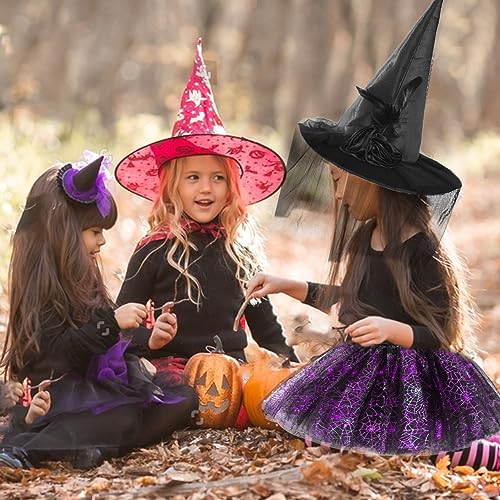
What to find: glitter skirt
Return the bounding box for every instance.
[263,343,500,454]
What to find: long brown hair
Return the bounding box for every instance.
[332,188,477,352]
[143,155,263,306]
[1,167,118,377]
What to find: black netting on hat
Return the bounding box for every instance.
[275,127,334,218]
[274,125,461,313]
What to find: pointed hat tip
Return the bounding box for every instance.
[195,37,204,61]
[73,155,104,192]
[430,0,443,15]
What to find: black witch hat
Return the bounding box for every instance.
[278,0,460,218]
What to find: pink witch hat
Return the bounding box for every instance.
[115,38,285,205]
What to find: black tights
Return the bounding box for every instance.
[136,386,198,448]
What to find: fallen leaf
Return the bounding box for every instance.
[249,482,272,497]
[85,477,111,494]
[135,475,158,486]
[435,454,450,471]
[453,465,475,475]
[337,452,365,471]
[484,483,500,495]
[301,459,332,484]
[288,439,306,451]
[352,466,382,480]
[451,481,476,494]
[432,472,450,489]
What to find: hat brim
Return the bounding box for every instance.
[115,134,286,205]
[300,124,461,196]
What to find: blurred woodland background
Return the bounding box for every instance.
[0,0,499,369]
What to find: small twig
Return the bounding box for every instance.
[98,466,303,498]
[151,298,190,311]
[232,295,253,332]
[30,373,66,390]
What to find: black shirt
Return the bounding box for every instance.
[16,308,152,386]
[304,233,446,350]
[117,232,296,360]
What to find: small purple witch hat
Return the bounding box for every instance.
[57,153,112,217]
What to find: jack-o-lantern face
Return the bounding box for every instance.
[184,336,243,429]
[195,371,233,415]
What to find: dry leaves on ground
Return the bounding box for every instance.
[1,427,498,499]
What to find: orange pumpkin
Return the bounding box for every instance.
[240,343,283,388]
[184,335,242,429]
[243,358,300,429]
[239,362,253,389]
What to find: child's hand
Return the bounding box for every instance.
[246,273,308,302]
[345,316,413,348]
[25,390,51,425]
[114,303,148,329]
[1,381,23,409]
[148,304,177,350]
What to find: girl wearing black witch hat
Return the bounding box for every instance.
[0,152,197,469]
[246,0,500,455]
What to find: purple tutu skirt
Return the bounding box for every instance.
[33,337,187,424]
[263,343,500,455]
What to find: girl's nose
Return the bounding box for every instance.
[98,233,106,246]
[199,178,212,193]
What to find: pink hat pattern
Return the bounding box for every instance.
[171,38,226,137]
[115,38,285,205]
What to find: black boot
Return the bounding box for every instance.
[0,447,33,469]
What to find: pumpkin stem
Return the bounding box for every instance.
[213,335,225,354]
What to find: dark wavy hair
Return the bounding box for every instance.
[327,188,477,352]
[1,167,118,377]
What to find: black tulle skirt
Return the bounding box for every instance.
[2,338,197,461]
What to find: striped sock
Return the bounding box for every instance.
[434,439,500,471]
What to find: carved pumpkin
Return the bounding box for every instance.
[243,358,300,429]
[184,335,242,429]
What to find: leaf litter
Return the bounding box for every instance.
[1,426,499,499]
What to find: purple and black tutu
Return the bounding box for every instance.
[32,337,187,423]
[263,343,500,455]
[2,338,197,459]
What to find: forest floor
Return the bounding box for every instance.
[0,169,499,499]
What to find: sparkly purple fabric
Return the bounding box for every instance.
[263,343,500,454]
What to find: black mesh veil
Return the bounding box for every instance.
[275,127,333,218]
[275,125,461,311]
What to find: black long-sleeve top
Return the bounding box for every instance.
[17,308,152,386]
[117,232,296,361]
[303,233,446,350]
[6,308,153,434]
